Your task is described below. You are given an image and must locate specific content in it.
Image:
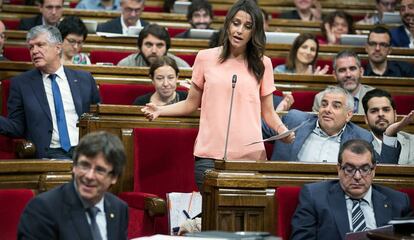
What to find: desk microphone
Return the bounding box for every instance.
[223,74,237,161]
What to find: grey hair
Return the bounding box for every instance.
[26,25,62,44]
[333,49,361,71]
[319,86,354,111]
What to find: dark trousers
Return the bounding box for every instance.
[45,147,74,160]
[194,157,214,192]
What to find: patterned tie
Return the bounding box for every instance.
[49,74,71,152]
[351,199,367,232]
[353,97,359,113]
[87,207,103,240]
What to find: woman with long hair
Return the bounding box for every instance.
[274,33,329,74]
[142,0,294,190]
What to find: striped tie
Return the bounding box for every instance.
[351,199,367,232]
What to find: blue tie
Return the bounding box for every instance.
[49,74,71,152]
[87,207,103,240]
[353,97,359,113]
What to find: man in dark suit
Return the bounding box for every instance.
[97,0,148,34]
[390,0,414,47]
[291,139,412,240]
[18,131,129,240]
[19,0,64,30]
[263,86,400,163]
[0,20,8,61]
[175,0,213,39]
[0,25,100,159]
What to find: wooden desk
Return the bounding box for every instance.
[202,160,414,234]
[0,160,72,193]
[367,231,414,240]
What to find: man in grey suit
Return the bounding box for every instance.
[97,0,149,34]
[263,86,400,163]
[362,88,414,164]
[313,50,373,114]
[291,139,412,240]
[18,131,129,240]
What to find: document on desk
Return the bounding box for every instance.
[167,192,202,235]
[247,120,308,145]
[345,225,393,240]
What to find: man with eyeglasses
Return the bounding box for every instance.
[97,0,148,34]
[365,26,414,77]
[0,25,100,159]
[19,0,63,31]
[263,86,400,163]
[291,139,412,240]
[175,0,214,39]
[0,20,8,61]
[390,0,414,47]
[18,131,128,240]
[357,0,397,25]
[362,88,414,164]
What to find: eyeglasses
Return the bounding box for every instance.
[65,38,84,47]
[76,161,113,178]
[367,41,390,49]
[340,164,375,177]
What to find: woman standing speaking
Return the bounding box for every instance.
[143,0,295,190]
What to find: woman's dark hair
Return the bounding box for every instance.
[57,16,88,40]
[286,33,319,71]
[220,0,265,82]
[187,0,213,21]
[149,55,179,79]
[321,10,354,38]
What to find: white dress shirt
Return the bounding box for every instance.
[345,186,377,231]
[42,66,79,149]
[85,197,108,240]
[121,15,142,35]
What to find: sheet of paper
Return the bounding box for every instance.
[167,192,202,235]
[247,119,309,146]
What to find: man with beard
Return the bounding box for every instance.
[362,88,414,164]
[365,26,414,77]
[96,0,149,34]
[390,0,414,47]
[175,0,213,38]
[19,0,63,30]
[263,86,400,163]
[312,50,373,114]
[117,24,190,67]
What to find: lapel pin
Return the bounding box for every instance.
[384,204,388,208]
[110,213,115,218]
[74,79,78,83]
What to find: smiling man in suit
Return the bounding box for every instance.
[0,25,100,159]
[18,131,129,240]
[290,139,412,240]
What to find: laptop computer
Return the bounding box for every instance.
[83,20,98,34]
[173,1,191,14]
[265,32,299,44]
[189,29,218,39]
[340,34,368,46]
[382,12,402,24]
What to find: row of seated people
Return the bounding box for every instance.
[1,0,411,47]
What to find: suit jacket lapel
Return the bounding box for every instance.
[328,183,350,240]
[372,187,392,227]
[104,196,118,240]
[64,182,94,240]
[64,67,82,116]
[291,117,317,160]
[28,69,52,121]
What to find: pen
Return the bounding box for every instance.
[183,210,191,219]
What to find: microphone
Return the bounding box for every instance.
[223,74,237,161]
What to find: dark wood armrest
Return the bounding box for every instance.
[14,139,36,159]
[145,196,166,217]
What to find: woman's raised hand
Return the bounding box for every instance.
[141,103,161,121]
[314,65,330,75]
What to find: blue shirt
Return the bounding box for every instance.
[76,0,120,10]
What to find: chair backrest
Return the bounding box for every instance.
[291,90,318,112]
[3,19,20,30]
[0,189,34,240]
[393,95,414,115]
[133,127,198,234]
[176,54,196,66]
[167,27,187,37]
[89,50,134,65]
[275,186,301,240]
[3,46,31,62]
[399,188,414,209]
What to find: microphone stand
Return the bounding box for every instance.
[223,75,237,161]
